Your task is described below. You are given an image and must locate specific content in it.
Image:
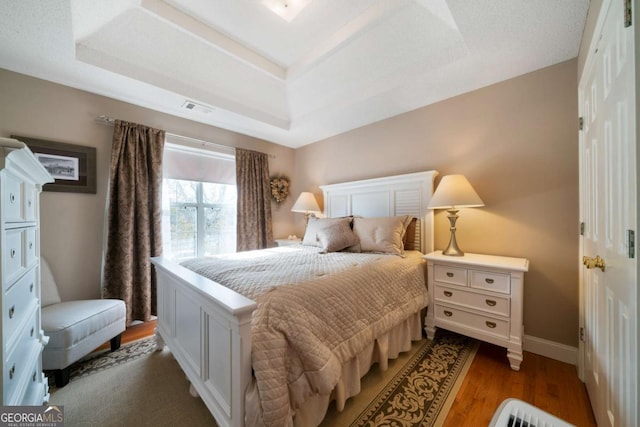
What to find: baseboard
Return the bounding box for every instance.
[523,334,578,365]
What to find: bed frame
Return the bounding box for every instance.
[150,170,438,427]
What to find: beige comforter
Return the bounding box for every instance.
[182,246,427,427]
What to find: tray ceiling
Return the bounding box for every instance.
[0,0,589,148]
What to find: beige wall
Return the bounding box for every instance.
[0,69,296,301]
[295,59,579,347]
[1,58,580,346]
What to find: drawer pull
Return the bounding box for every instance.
[485,299,497,307]
[443,291,453,297]
[28,200,32,208]
[9,193,15,203]
[32,371,37,382]
[30,283,34,293]
[486,321,497,329]
[446,272,454,278]
[30,327,34,337]
[10,249,16,258]
[29,242,33,250]
[444,310,453,317]
[485,278,495,284]
[9,364,15,380]
[9,305,15,319]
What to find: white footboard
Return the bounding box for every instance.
[151,256,257,427]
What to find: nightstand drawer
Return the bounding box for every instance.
[470,270,510,294]
[24,227,37,268]
[4,268,37,345]
[4,172,23,223]
[4,309,39,404]
[434,265,467,287]
[435,304,509,339]
[434,285,510,317]
[4,228,25,286]
[3,172,37,224]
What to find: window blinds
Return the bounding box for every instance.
[162,135,236,185]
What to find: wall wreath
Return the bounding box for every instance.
[270,177,290,204]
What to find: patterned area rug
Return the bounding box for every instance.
[46,336,157,387]
[47,331,476,426]
[349,330,478,427]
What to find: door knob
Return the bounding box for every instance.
[583,255,606,272]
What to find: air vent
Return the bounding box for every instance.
[182,100,213,114]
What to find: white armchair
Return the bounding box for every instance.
[40,258,126,387]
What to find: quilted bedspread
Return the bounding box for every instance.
[182,246,428,427]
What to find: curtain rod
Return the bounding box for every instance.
[95,115,276,159]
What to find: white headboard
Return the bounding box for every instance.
[319,171,439,254]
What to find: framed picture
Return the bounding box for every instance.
[12,135,97,194]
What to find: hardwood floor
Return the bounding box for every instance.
[94,319,158,351]
[107,321,596,426]
[444,342,597,426]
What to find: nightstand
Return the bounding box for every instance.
[423,251,529,370]
[275,238,302,247]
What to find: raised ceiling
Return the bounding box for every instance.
[0,0,589,148]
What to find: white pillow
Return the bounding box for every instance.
[352,216,410,255]
[302,217,352,247]
[41,257,62,307]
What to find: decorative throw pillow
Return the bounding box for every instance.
[316,221,359,253]
[302,216,352,247]
[403,217,418,251]
[352,216,409,255]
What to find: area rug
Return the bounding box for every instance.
[46,336,157,386]
[322,330,479,427]
[49,331,476,427]
[49,344,217,427]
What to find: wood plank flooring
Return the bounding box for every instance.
[111,321,596,426]
[443,342,596,426]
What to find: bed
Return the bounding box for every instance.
[150,170,438,427]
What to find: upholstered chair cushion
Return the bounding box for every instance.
[42,300,126,370]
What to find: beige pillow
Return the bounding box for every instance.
[302,216,352,247]
[316,221,359,253]
[352,216,410,255]
[403,217,418,251]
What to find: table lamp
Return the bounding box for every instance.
[291,192,321,224]
[428,174,484,256]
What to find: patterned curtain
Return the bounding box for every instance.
[236,148,273,251]
[103,120,165,325]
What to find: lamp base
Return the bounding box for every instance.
[442,209,465,256]
[442,235,464,256]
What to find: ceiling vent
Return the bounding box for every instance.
[182,100,213,114]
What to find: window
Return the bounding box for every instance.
[162,179,236,261]
[161,137,237,261]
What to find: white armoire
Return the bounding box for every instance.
[1,137,52,405]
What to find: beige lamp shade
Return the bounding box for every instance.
[428,175,484,209]
[291,192,321,214]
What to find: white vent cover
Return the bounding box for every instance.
[182,100,213,114]
[489,399,574,427]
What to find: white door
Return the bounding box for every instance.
[579,0,637,426]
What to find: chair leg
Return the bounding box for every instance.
[54,367,71,388]
[110,333,122,351]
